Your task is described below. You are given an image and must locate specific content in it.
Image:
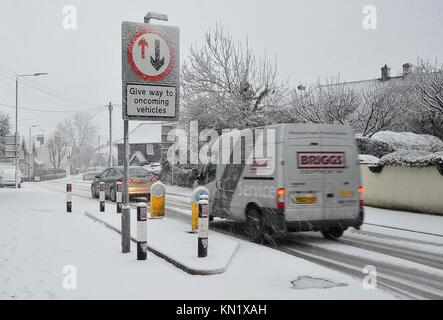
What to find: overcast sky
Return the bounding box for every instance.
[1,0,442,142]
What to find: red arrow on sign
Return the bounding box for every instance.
[138,38,148,59]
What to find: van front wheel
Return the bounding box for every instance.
[321,228,344,240]
[246,208,265,244]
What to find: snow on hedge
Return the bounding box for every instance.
[357,131,443,166]
[379,150,443,167]
[371,131,443,153]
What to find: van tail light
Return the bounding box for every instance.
[358,185,364,207]
[277,188,285,210]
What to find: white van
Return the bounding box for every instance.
[195,123,364,242]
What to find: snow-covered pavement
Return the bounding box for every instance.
[27,177,443,299]
[0,183,394,299]
[364,206,443,237]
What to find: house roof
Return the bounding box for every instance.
[130,151,147,164]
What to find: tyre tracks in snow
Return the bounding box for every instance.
[39,180,443,299]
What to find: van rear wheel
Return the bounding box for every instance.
[321,228,344,240]
[246,208,265,244]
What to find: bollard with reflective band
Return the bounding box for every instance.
[66,183,72,213]
[149,181,165,218]
[116,182,123,213]
[99,182,105,212]
[198,194,209,258]
[191,187,210,233]
[137,203,148,260]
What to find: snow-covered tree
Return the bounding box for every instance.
[181,24,288,130]
[353,82,405,138]
[288,77,360,125]
[0,112,10,158]
[58,112,97,170]
[408,60,443,115]
[0,112,9,137]
[401,60,443,140]
[47,129,68,170]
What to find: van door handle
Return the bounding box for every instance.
[327,193,334,198]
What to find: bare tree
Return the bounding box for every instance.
[353,82,405,138]
[181,24,288,129]
[289,77,360,125]
[47,130,67,170]
[58,112,97,171]
[408,60,443,115]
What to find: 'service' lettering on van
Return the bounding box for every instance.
[237,181,276,199]
[297,152,346,169]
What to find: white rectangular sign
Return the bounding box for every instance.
[126,83,176,118]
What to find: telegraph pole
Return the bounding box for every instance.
[108,102,113,167]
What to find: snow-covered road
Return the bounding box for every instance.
[32,178,443,299]
[0,183,393,299]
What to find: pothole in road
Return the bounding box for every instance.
[291,276,348,289]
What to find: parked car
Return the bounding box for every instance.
[91,166,155,201]
[144,162,162,175]
[0,166,23,188]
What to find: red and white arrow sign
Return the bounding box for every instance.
[127,29,173,81]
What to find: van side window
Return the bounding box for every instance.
[207,163,217,183]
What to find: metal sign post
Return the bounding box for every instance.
[121,13,179,254]
[122,120,130,253]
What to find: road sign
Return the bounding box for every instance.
[122,21,179,121]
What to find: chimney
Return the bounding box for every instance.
[402,63,412,77]
[381,64,390,81]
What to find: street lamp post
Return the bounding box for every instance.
[28,125,38,181]
[15,73,47,188]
